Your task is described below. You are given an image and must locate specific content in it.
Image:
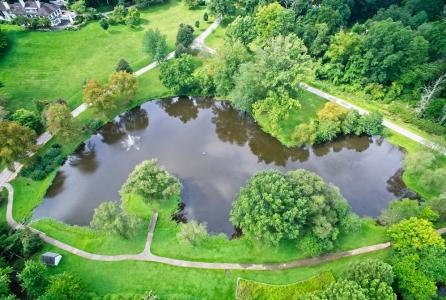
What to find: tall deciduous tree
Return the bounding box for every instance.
[18,261,49,299]
[225,16,257,47]
[388,218,445,252]
[41,272,85,300]
[159,54,197,95]
[45,103,81,143]
[120,159,182,202]
[254,3,294,44]
[230,170,307,245]
[108,71,138,103]
[143,29,168,63]
[90,201,139,238]
[175,24,194,48]
[0,121,35,167]
[207,0,235,19]
[209,40,251,96]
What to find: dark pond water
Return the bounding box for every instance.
[33,97,412,235]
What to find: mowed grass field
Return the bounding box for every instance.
[43,244,389,299]
[0,1,209,111]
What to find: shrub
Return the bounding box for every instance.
[21,144,65,181]
[387,218,445,252]
[177,220,207,246]
[18,261,49,299]
[174,43,189,58]
[379,198,421,225]
[115,59,133,73]
[99,18,109,30]
[315,120,339,143]
[90,201,140,239]
[360,112,384,135]
[345,259,394,286]
[175,24,194,48]
[203,12,208,21]
[120,159,182,202]
[11,109,43,132]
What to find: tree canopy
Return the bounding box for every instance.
[231,169,355,250]
[120,159,182,202]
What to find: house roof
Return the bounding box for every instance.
[42,252,61,258]
[1,1,60,17]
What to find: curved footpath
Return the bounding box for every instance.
[3,183,446,270]
[1,18,446,270]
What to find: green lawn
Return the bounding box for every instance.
[32,218,148,255]
[43,244,390,299]
[0,0,210,111]
[147,194,387,264]
[204,19,228,51]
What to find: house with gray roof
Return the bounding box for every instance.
[0,0,75,27]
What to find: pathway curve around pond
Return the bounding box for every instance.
[3,182,446,269]
[1,18,446,270]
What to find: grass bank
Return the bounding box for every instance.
[42,244,390,298]
[0,0,209,111]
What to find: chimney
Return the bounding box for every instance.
[36,0,40,7]
[2,1,10,9]
[18,0,25,8]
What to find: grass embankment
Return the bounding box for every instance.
[41,243,389,299]
[254,90,327,146]
[32,218,148,255]
[204,19,228,51]
[236,272,335,300]
[0,0,210,111]
[148,194,386,264]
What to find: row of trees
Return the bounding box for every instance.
[292,103,384,146]
[0,65,137,171]
[83,70,138,117]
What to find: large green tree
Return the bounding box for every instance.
[255,3,294,44]
[230,170,308,245]
[143,29,168,63]
[41,272,85,300]
[120,159,181,202]
[18,260,49,299]
[231,169,354,248]
[159,54,197,95]
[90,201,139,239]
[225,16,257,47]
[209,41,251,96]
[207,0,235,19]
[0,121,36,167]
[45,102,81,143]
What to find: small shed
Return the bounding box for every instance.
[41,252,62,266]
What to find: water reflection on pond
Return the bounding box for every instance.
[33,97,412,235]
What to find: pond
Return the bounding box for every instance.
[33,97,413,235]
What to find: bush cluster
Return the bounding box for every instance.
[21,144,65,180]
[292,102,384,146]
